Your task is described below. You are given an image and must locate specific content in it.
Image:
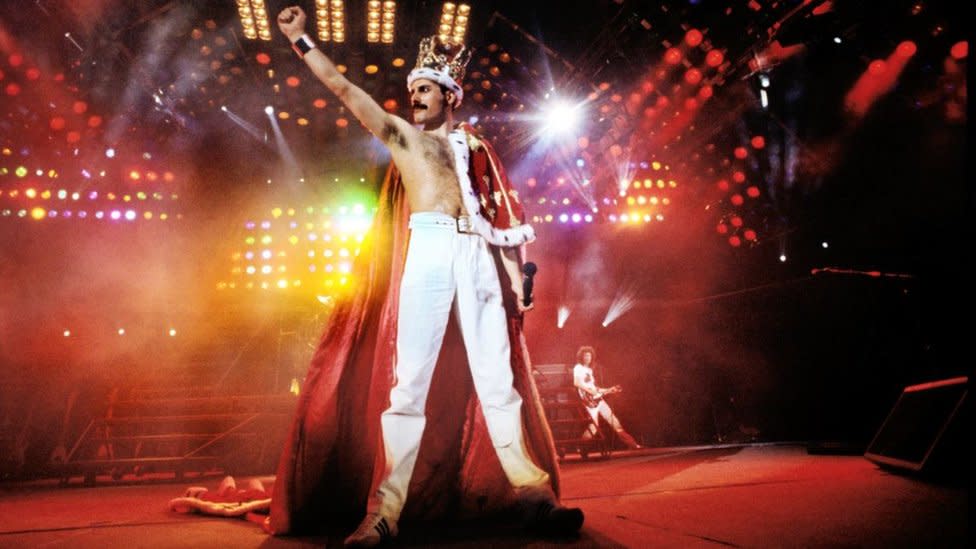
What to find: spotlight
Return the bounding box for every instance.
[541,98,581,135]
[557,306,571,329]
[105,148,115,158]
[265,105,274,115]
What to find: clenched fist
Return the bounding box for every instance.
[277,6,307,41]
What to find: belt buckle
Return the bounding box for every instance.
[456,216,472,233]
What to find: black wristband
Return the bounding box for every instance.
[292,34,316,58]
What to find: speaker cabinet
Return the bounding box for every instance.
[864,376,968,478]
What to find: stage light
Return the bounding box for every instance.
[63,330,71,337]
[541,98,582,135]
[118,328,125,335]
[169,328,177,337]
[265,105,274,115]
[557,306,571,329]
[821,241,829,249]
[125,210,136,220]
[105,148,115,158]
[30,207,45,220]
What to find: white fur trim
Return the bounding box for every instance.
[408,68,463,108]
[448,130,535,247]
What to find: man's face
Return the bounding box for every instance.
[582,351,593,365]
[409,78,450,126]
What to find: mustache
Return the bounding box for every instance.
[412,102,428,110]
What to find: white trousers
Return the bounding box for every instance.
[371,212,550,521]
[583,400,625,435]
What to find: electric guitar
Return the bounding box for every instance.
[580,384,622,408]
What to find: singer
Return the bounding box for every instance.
[272,6,582,547]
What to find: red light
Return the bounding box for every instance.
[746,186,760,198]
[868,59,886,75]
[88,115,103,128]
[734,147,748,159]
[66,131,81,143]
[716,223,728,234]
[336,118,349,128]
[732,171,746,183]
[705,49,724,67]
[684,97,698,110]
[382,98,398,111]
[743,229,757,241]
[717,179,730,191]
[730,194,744,206]
[730,216,743,227]
[685,29,703,48]
[750,135,766,149]
[313,98,327,109]
[9,53,23,67]
[641,81,654,93]
[286,76,300,87]
[684,68,702,85]
[664,48,682,65]
[26,67,40,80]
[256,53,271,65]
[698,85,713,99]
[73,101,88,114]
[5,83,21,96]
[950,41,968,60]
[896,41,917,58]
[655,95,669,108]
[728,235,742,247]
[50,117,66,130]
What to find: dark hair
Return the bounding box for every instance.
[576,345,596,364]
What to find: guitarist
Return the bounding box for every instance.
[572,346,642,450]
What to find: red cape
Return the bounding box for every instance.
[268,161,560,535]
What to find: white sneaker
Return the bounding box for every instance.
[343,512,398,548]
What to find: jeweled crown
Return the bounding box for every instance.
[414,35,472,84]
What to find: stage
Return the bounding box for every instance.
[0,443,966,548]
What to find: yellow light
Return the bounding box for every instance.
[169,328,177,336]
[26,188,37,198]
[30,207,46,220]
[272,207,283,218]
[63,330,71,337]
[277,279,289,289]
[652,161,661,170]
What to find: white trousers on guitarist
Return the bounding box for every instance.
[370,212,551,522]
[583,399,626,436]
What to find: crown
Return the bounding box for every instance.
[413,35,472,84]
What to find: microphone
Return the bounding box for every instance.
[522,262,538,308]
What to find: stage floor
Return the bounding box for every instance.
[0,443,966,548]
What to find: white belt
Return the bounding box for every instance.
[408,212,475,234]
